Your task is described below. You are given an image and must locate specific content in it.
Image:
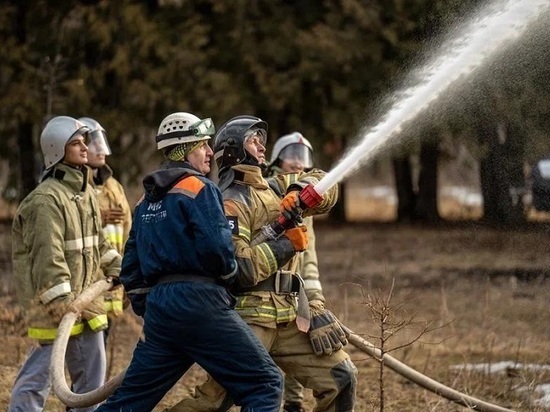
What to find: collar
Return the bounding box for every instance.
[231,164,269,189]
[50,163,88,193]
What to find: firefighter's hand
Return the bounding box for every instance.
[280,191,303,224]
[46,293,75,324]
[308,300,348,356]
[101,206,125,225]
[284,225,308,252]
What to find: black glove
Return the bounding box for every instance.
[308,300,349,356]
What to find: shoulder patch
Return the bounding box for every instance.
[170,176,205,198]
[227,216,239,235]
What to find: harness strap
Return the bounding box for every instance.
[234,270,299,294]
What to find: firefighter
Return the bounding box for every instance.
[9,116,122,412]
[266,132,324,412]
[96,112,283,412]
[167,116,357,412]
[79,117,131,320]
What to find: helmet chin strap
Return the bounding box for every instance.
[242,151,267,172]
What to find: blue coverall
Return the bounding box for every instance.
[97,162,282,412]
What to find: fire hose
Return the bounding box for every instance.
[51,186,514,411]
[51,278,514,411]
[50,279,126,408]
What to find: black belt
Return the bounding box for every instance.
[234,271,300,295]
[157,274,217,285]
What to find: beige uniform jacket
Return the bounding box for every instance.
[12,163,121,340]
[222,164,337,328]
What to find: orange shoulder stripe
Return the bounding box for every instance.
[171,176,205,196]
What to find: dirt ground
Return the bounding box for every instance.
[1,218,550,411]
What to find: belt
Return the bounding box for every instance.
[157,274,217,285]
[235,270,311,333]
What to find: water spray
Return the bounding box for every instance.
[254,0,549,245]
[314,0,550,196]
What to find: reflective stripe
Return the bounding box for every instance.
[235,298,296,323]
[220,260,238,280]
[304,279,322,292]
[28,322,85,340]
[39,282,71,304]
[257,243,277,274]
[127,287,151,295]
[100,249,121,266]
[235,305,296,322]
[238,226,251,242]
[65,235,99,251]
[104,300,123,312]
[105,232,123,247]
[87,314,108,332]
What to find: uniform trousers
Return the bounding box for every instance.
[9,328,106,412]
[97,281,282,412]
[168,320,357,412]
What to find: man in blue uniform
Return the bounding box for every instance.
[97,112,282,412]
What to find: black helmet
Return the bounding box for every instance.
[213,115,268,173]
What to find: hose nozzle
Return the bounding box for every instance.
[299,184,323,209]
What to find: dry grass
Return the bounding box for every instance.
[1,209,550,411]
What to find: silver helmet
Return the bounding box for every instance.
[40,116,90,170]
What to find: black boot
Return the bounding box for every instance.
[283,402,305,412]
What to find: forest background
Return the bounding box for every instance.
[1,0,550,225]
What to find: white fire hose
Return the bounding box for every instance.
[51,280,515,411]
[50,279,126,408]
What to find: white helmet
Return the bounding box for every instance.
[78,117,111,155]
[40,116,90,170]
[270,132,314,169]
[156,112,215,150]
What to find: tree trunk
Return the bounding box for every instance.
[479,122,525,227]
[416,140,440,222]
[329,181,347,223]
[392,157,416,222]
[18,121,36,200]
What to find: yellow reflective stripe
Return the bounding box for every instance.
[39,282,71,304]
[238,226,251,242]
[283,174,295,188]
[257,243,277,274]
[235,305,296,322]
[105,232,123,247]
[87,314,108,331]
[104,300,123,312]
[65,236,99,251]
[28,322,85,340]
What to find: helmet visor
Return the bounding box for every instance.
[87,129,112,155]
[278,143,313,169]
[190,118,216,137]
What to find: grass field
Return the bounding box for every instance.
[1,198,550,411]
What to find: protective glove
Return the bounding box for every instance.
[284,225,308,252]
[82,297,109,332]
[104,287,125,317]
[45,293,75,324]
[280,191,303,224]
[308,299,349,356]
[101,206,125,225]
